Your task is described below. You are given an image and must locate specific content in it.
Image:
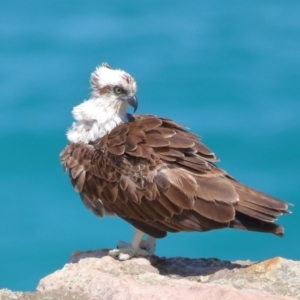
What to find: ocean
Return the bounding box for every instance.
[0,0,299,291]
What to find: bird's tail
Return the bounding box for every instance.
[229,181,290,236]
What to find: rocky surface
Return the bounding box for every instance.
[1,250,299,300]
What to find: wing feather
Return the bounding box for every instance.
[60,114,290,237]
[144,133,170,147]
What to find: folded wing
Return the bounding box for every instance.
[60,114,290,238]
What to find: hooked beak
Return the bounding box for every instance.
[127,95,138,112]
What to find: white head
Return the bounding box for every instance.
[67,63,138,143]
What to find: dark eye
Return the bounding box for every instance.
[114,86,123,94]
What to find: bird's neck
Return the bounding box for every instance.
[66,97,128,143]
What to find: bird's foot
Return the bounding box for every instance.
[139,236,156,256]
[109,235,156,261]
[108,241,135,261]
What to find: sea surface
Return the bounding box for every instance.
[1,0,299,291]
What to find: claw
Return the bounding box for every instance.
[108,229,157,260]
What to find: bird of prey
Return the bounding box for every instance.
[60,63,290,260]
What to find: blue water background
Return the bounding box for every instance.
[1,0,299,291]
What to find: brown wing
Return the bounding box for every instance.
[60,114,290,238]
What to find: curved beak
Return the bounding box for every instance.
[127,95,138,112]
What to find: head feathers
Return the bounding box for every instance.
[90,63,137,97]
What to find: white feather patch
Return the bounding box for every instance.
[66,64,137,144]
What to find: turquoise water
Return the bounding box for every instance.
[1,0,299,291]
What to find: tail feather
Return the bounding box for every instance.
[230,181,290,236]
[230,212,284,236]
[232,181,289,212]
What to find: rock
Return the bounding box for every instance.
[0,289,22,300]
[0,289,90,300]
[37,250,299,300]
[2,251,299,300]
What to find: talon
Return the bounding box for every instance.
[109,230,156,260]
[109,241,135,260]
[119,253,131,261]
[108,249,120,257]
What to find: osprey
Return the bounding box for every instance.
[60,63,290,260]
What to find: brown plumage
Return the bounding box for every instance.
[60,114,290,239]
[61,63,291,260]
